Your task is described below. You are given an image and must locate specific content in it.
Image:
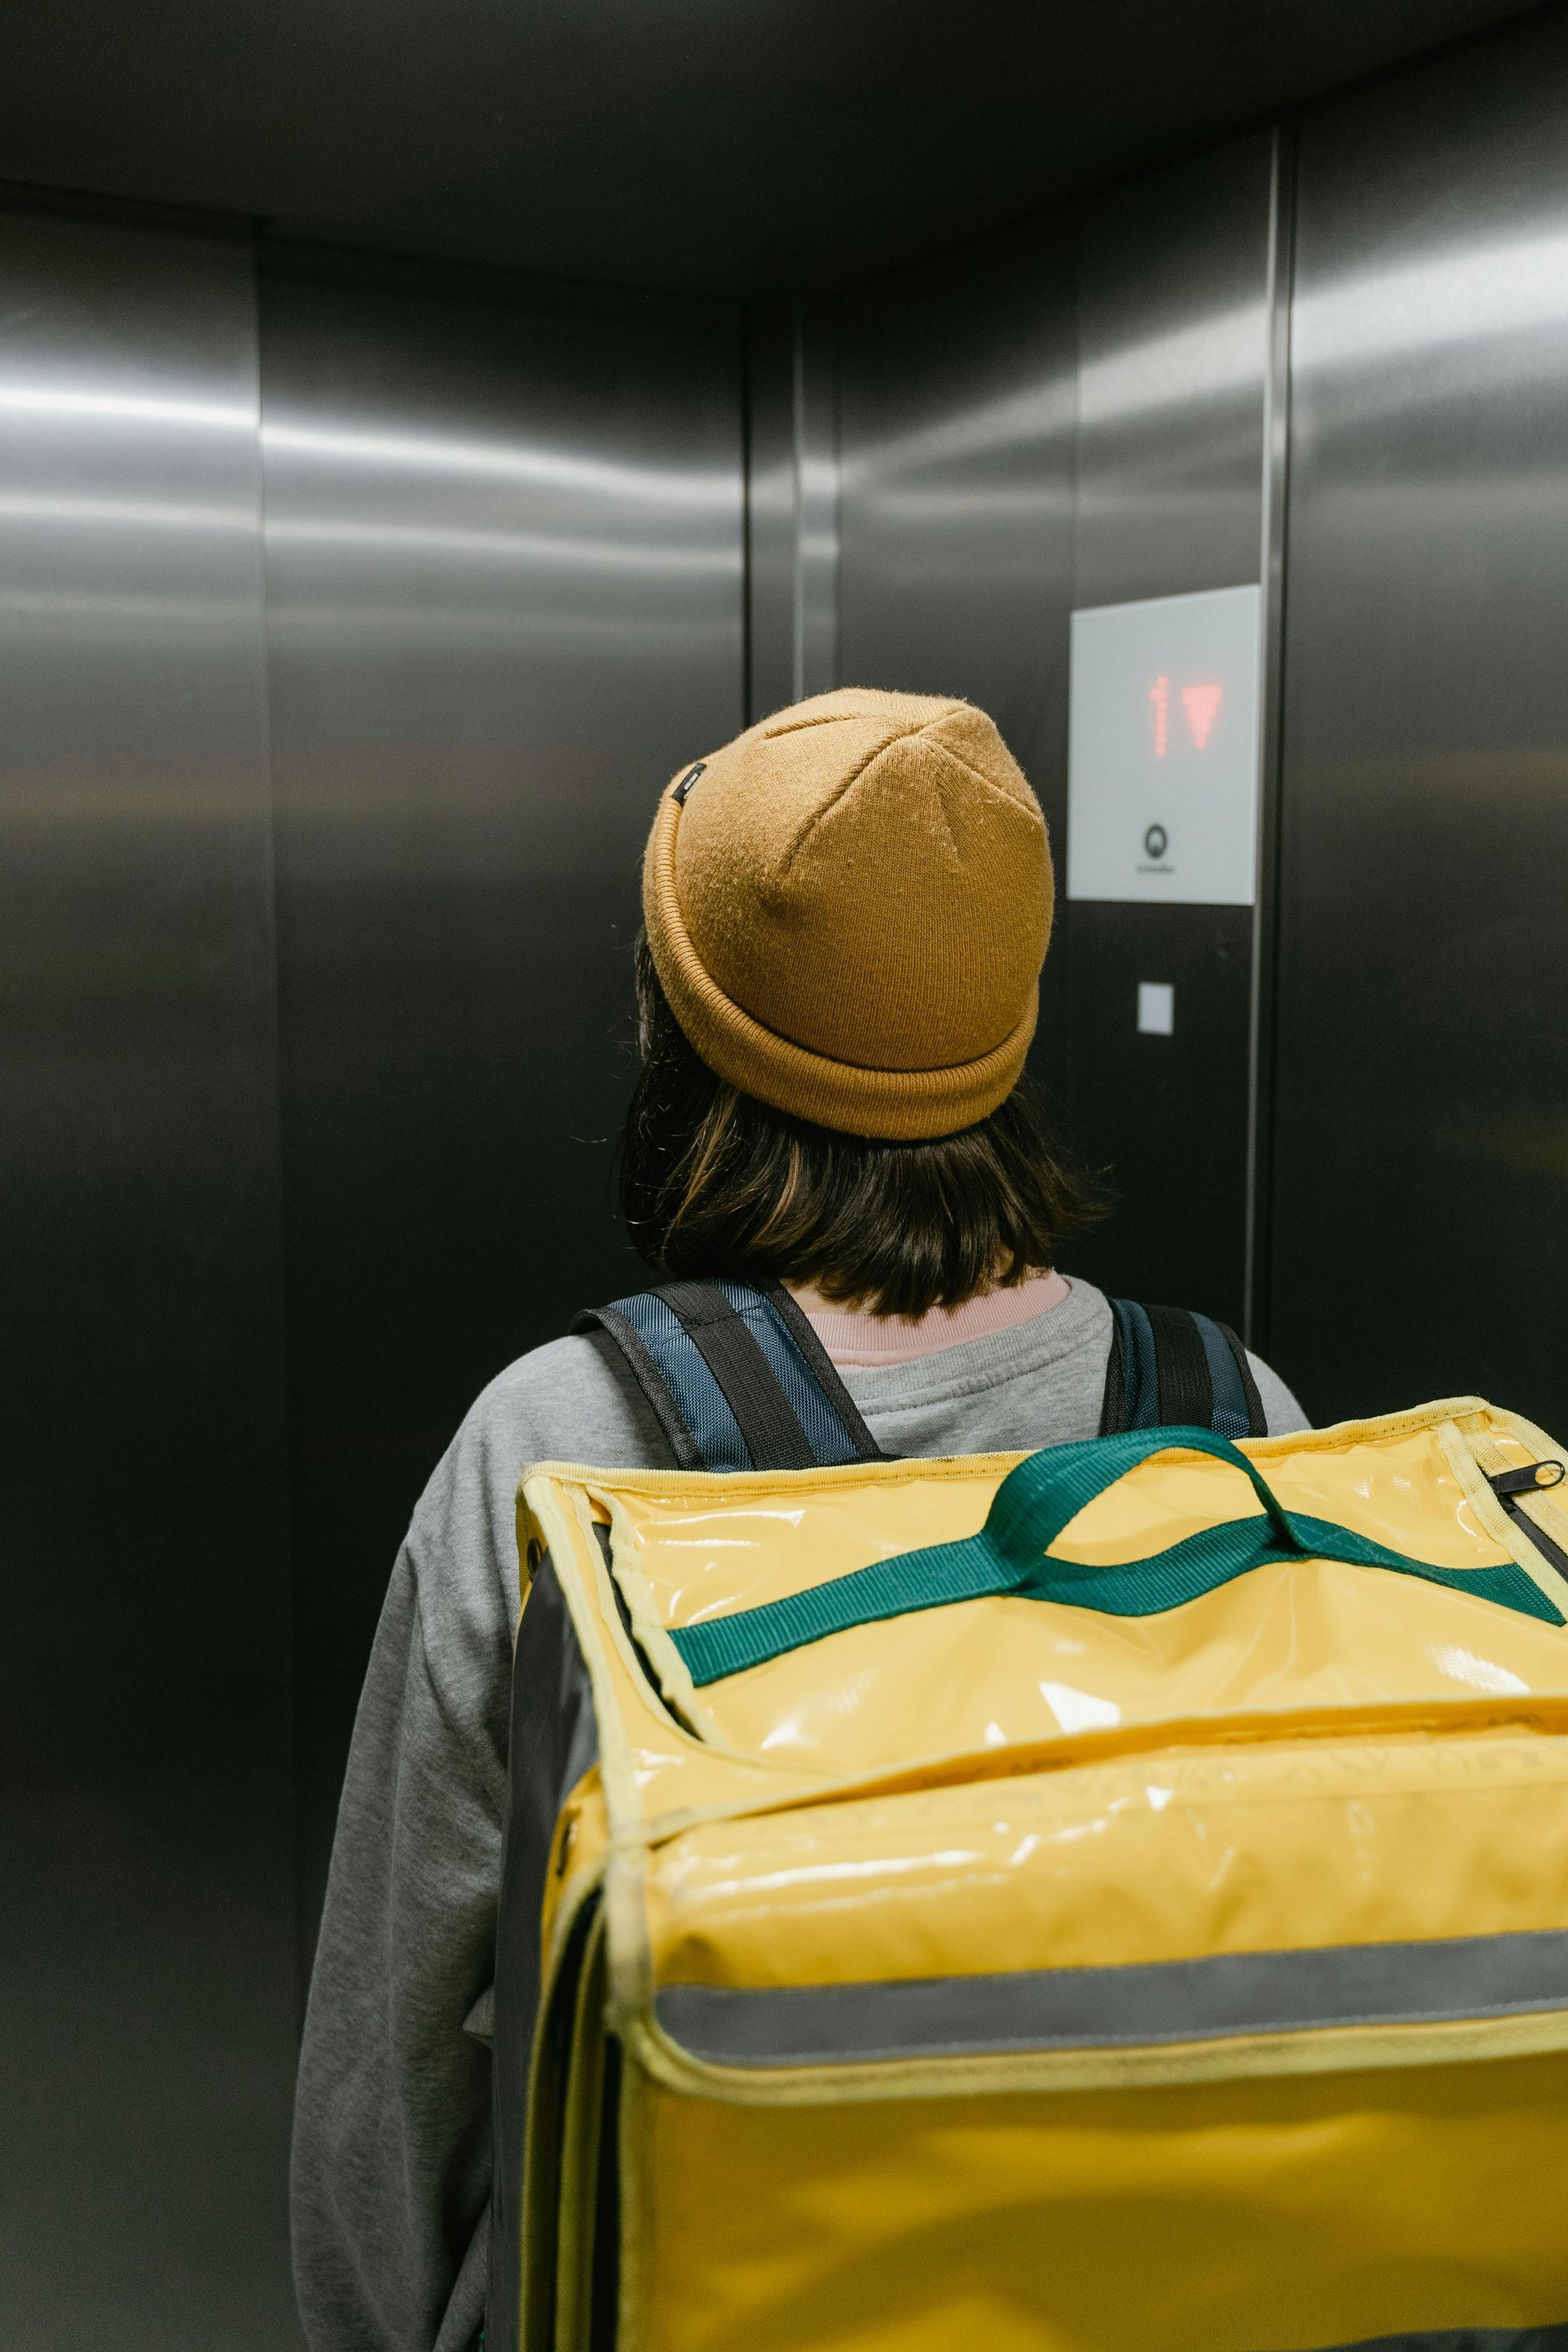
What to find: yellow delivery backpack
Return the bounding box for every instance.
[488,1281,1568,2352]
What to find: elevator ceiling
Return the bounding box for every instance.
[0,0,1539,294]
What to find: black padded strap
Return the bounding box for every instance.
[1214,1316,1268,1437]
[575,1281,880,1472]
[758,1281,884,1461]
[1101,1297,1267,1438]
[1101,1297,1157,1433]
[1144,1303,1217,1429]
[1098,1320,1129,1436]
[653,1281,819,1471]
[573,1310,703,1468]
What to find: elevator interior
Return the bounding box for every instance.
[4,3,1568,2345]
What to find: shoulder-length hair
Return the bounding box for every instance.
[619,938,1101,1318]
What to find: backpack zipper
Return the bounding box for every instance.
[1486,1459,1568,1588]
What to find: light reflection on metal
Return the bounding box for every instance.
[0,207,294,2343]
[1271,25,1568,1433]
[260,264,746,1971]
[0,382,256,430]
[262,416,735,506]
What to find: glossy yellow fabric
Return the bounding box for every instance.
[598,1415,1568,1771]
[626,2051,1568,2352]
[517,1400,1568,2351]
[642,1728,1568,1990]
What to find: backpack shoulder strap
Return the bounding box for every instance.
[572,1278,885,1473]
[1100,1297,1267,1440]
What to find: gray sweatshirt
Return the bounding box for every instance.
[290,1276,1307,2352]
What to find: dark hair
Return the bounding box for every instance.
[619,938,1102,1318]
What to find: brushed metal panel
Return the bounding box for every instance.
[259,261,745,1940]
[746,298,798,720]
[1270,14,1568,1430]
[1067,136,1276,1330]
[0,212,297,2348]
[1076,136,1275,606]
[747,296,839,718]
[835,216,1078,1109]
[1245,140,1296,1343]
[793,301,840,702]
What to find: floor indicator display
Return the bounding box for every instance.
[1066,582,1263,906]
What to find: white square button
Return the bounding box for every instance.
[1138,982,1174,1036]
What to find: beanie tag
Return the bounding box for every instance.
[672,762,706,805]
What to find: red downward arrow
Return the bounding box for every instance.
[1181,681,1223,750]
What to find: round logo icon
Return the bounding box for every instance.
[1143,822,1169,861]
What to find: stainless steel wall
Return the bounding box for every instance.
[0,221,743,2346]
[830,3,1568,1412]
[1268,11,1568,1428]
[258,257,746,1942]
[833,149,1278,1321]
[0,212,296,2350]
[748,296,840,717]
[1066,136,1277,1326]
[834,216,1079,1109]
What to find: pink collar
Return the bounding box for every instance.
[791,1268,1070,1367]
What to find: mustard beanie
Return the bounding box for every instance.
[642,687,1054,1142]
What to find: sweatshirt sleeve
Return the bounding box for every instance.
[1248,1349,1312,1437]
[290,1413,518,2352]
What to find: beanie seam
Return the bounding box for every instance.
[930,731,1045,815]
[758,710,875,739]
[778,726,909,878]
[929,762,961,859]
[759,698,966,742]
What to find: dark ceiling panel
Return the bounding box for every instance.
[0,0,1540,293]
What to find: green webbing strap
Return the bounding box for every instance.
[669,1426,1565,1686]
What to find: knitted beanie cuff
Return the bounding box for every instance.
[643,791,1037,1142]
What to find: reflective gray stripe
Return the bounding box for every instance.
[657,1928,1568,2066]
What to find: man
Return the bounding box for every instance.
[291,686,1306,2350]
